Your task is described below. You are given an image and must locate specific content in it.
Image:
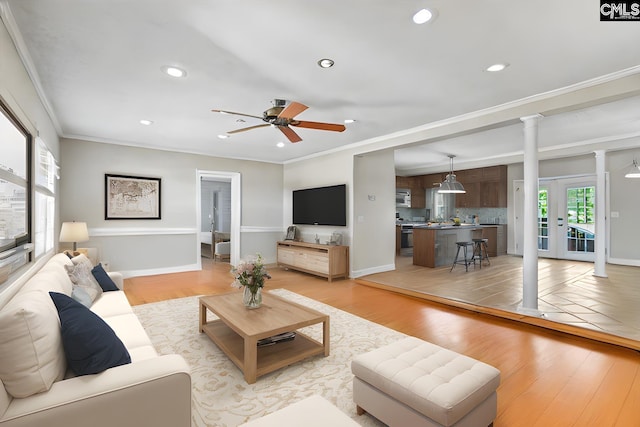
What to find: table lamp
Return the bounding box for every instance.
[59,221,89,251]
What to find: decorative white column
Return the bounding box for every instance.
[521,114,543,311]
[593,150,608,278]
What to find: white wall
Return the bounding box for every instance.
[0,17,60,301]
[283,151,354,245]
[352,150,396,276]
[0,19,59,157]
[283,147,399,278]
[60,138,284,275]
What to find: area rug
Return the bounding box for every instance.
[132,289,406,427]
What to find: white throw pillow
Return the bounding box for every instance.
[65,255,103,303]
[0,290,66,398]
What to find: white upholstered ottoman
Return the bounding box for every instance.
[238,395,359,427]
[351,336,500,427]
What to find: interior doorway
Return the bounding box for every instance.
[514,175,601,262]
[196,170,241,266]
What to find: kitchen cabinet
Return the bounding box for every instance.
[409,176,425,208]
[396,176,425,208]
[480,225,507,257]
[422,173,444,189]
[395,176,411,188]
[455,165,507,208]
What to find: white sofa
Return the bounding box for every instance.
[0,253,191,427]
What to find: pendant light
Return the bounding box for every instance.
[438,155,466,193]
[625,159,640,178]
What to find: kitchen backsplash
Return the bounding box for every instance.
[397,207,507,224]
[456,208,507,224]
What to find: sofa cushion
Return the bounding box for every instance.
[90,291,134,318]
[65,257,103,303]
[49,292,131,376]
[0,290,66,398]
[91,263,119,292]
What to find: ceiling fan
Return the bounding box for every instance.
[212,99,346,143]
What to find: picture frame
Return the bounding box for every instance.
[285,225,297,241]
[105,174,161,220]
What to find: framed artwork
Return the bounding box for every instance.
[105,174,161,219]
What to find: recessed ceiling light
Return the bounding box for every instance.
[217,134,229,139]
[162,65,187,78]
[317,58,335,68]
[413,8,436,24]
[486,63,509,72]
[276,142,285,148]
[344,119,356,124]
[139,119,153,126]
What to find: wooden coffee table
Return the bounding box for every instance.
[199,291,330,384]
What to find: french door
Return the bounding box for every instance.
[515,175,598,262]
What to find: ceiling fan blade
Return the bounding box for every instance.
[227,124,271,134]
[212,109,264,120]
[292,120,346,132]
[278,126,302,143]
[278,101,308,119]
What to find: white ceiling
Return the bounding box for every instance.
[3,0,640,170]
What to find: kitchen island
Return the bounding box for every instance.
[413,224,505,268]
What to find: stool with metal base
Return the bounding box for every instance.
[472,238,490,268]
[451,241,475,272]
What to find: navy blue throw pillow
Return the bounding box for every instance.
[49,292,131,376]
[91,263,119,292]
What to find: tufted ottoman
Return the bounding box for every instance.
[351,336,500,427]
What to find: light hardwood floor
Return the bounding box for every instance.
[359,255,640,350]
[124,259,640,427]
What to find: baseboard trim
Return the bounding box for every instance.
[120,263,201,279]
[350,263,395,278]
[608,257,640,267]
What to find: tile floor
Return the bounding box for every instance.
[362,255,640,343]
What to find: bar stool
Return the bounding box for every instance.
[451,241,475,272]
[472,238,490,268]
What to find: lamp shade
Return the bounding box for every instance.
[438,154,466,194]
[438,173,466,193]
[59,222,89,250]
[625,160,640,178]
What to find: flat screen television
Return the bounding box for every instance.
[293,184,346,226]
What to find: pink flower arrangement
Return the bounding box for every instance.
[230,254,271,294]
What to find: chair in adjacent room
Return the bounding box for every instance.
[451,241,475,272]
[472,238,491,268]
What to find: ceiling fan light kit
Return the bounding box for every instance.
[212,99,346,143]
[438,155,466,193]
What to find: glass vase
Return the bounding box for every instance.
[243,286,262,309]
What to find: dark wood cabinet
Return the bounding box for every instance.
[398,165,506,210]
[455,165,507,208]
[396,176,411,188]
[422,174,444,189]
[409,176,425,208]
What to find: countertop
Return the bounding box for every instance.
[414,224,503,230]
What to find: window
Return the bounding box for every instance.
[0,99,32,279]
[537,188,548,251]
[34,139,57,257]
[566,186,595,253]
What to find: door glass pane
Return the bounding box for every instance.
[566,186,595,253]
[538,188,549,250]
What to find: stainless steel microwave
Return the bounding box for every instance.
[396,189,411,207]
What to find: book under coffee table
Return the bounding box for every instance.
[199,291,330,384]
